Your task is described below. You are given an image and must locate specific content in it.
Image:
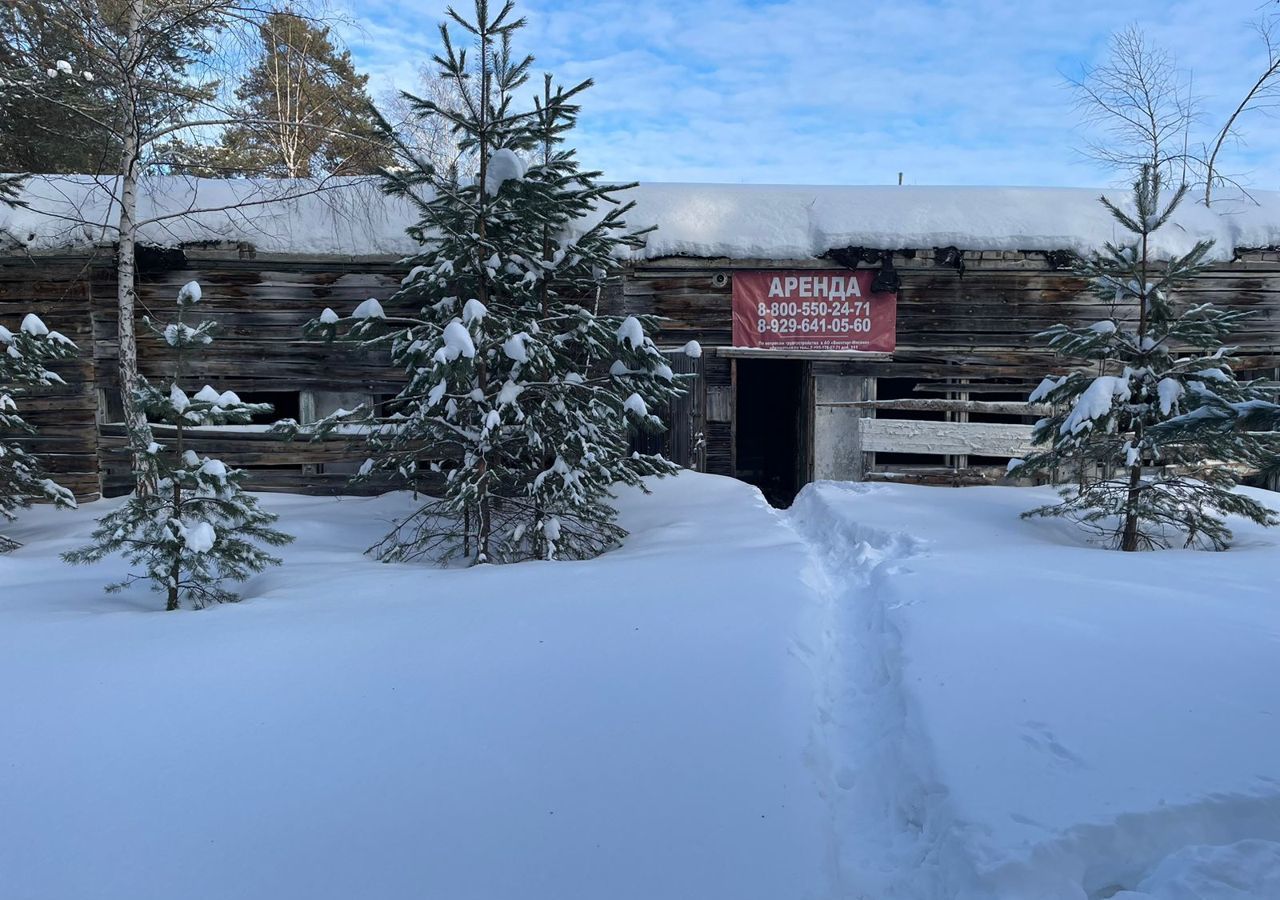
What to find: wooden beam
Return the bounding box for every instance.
[715,346,894,361]
[858,418,1035,457]
[912,381,1038,394]
[823,398,1049,415]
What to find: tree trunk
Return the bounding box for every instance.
[1120,461,1142,551]
[116,0,156,495]
[167,302,187,611]
[1121,208,1153,552]
[472,19,491,564]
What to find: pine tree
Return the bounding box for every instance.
[0,1,117,174]
[0,313,78,552]
[64,281,292,609]
[211,10,392,177]
[0,173,23,207]
[301,0,692,564]
[1015,167,1279,550]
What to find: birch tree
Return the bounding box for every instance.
[1202,16,1280,206]
[1072,18,1280,205]
[212,10,392,177]
[1,0,381,491]
[1069,25,1199,184]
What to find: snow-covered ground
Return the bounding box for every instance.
[792,481,1280,899]
[2,473,1278,899]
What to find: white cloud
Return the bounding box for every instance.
[338,0,1280,190]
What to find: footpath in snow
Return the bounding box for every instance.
[3,472,1279,899]
[790,480,1280,900]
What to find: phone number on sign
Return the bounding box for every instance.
[757,316,874,334]
[757,301,872,317]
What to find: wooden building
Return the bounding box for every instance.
[616,248,1280,505]
[4,178,1280,506]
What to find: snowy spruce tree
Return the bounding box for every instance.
[1015,167,1278,550]
[64,281,291,609]
[304,0,691,564]
[0,313,78,552]
[0,173,23,207]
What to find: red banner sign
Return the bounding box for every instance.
[731,270,897,352]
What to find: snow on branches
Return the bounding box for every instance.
[1017,168,1279,551]
[300,0,687,564]
[0,314,78,552]
[63,281,291,608]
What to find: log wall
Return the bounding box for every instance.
[6,244,1279,499]
[619,250,1280,482]
[0,253,104,500]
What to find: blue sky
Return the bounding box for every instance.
[339,0,1280,189]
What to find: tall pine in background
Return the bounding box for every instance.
[65,281,291,609]
[0,313,77,552]
[1016,167,1278,550]
[303,0,692,564]
[211,10,391,177]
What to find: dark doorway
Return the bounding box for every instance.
[235,391,300,425]
[734,359,809,507]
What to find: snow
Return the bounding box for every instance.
[440,320,481,363]
[318,307,339,325]
[1157,377,1185,416]
[177,280,202,304]
[461,298,487,324]
[350,297,384,318]
[1112,841,1280,899]
[622,392,648,417]
[438,320,477,362]
[615,315,645,349]
[54,59,71,74]
[483,148,527,196]
[790,481,1280,899]
[1,473,1278,899]
[0,474,827,900]
[175,520,216,553]
[497,380,522,406]
[401,264,429,285]
[20,313,48,336]
[8,176,1280,261]
[1029,374,1064,403]
[502,331,529,363]
[1061,373,1131,434]
[681,340,702,358]
[199,458,228,480]
[351,297,385,319]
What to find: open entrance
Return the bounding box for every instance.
[734,358,811,508]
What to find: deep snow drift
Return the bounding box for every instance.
[0,476,828,900]
[792,481,1280,899]
[2,473,1279,899]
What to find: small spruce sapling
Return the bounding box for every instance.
[64,281,292,608]
[299,0,692,564]
[1014,167,1279,550]
[0,313,78,552]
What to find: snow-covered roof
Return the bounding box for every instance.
[3,174,1280,262]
